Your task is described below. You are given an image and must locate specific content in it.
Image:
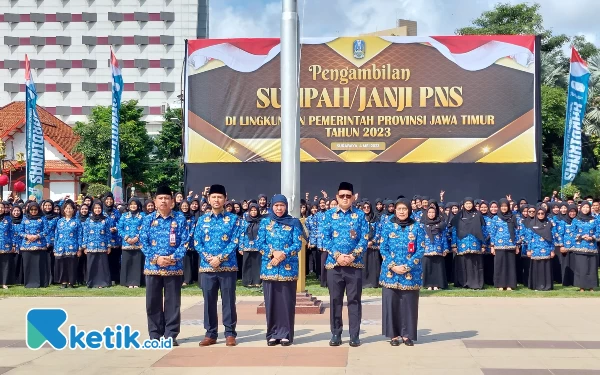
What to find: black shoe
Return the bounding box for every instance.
[390,338,401,346]
[349,336,360,347]
[281,339,292,347]
[329,335,342,346]
[267,339,279,346]
[171,339,179,347]
[402,338,414,346]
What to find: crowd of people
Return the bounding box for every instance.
[0,183,598,347]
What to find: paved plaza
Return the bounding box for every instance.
[1,296,600,374]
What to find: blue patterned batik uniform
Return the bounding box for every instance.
[379,221,426,290]
[104,210,121,249]
[482,216,493,253]
[117,212,144,250]
[54,217,82,257]
[570,219,599,254]
[44,216,59,248]
[521,222,561,260]
[194,211,241,273]
[305,215,319,248]
[82,218,112,253]
[321,207,369,269]
[315,211,327,249]
[140,211,189,276]
[423,226,449,256]
[256,218,302,281]
[19,218,48,251]
[451,223,488,255]
[239,220,260,252]
[0,216,12,253]
[490,216,518,250]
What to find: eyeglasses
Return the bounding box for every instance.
[338,194,353,199]
[537,212,545,216]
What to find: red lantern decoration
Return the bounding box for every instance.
[14,181,25,193]
[0,175,8,187]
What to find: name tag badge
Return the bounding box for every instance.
[408,242,415,253]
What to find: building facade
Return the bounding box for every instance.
[0,0,207,132]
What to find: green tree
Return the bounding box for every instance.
[74,100,153,187]
[541,85,567,170]
[455,2,568,53]
[146,108,184,193]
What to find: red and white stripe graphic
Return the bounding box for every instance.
[187,35,535,73]
[570,47,589,77]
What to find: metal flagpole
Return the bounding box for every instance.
[280,0,303,292]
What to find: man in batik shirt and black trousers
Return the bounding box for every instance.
[141,185,189,346]
[322,182,369,347]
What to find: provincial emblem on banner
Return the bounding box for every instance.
[353,39,365,59]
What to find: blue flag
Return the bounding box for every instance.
[561,47,591,188]
[25,55,45,202]
[110,48,124,203]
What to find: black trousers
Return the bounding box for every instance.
[108,247,122,283]
[328,266,362,338]
[319,251,328,287]
[145,275,182,340]
[200,271,237,339]
[263,280,296,342]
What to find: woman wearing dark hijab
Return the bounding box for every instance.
[569,201,599,291]
[305,204,321,279]
[555,204,577,287]
[421,201,449,290]
[522,205,559,291]
[190,199,201,219]
[0,202,14,288]
[82,201,112,288]
[102,192,121,285]
[178,200,198,287]
[20,202,49,288]
[41,200,59,285]
[258,194,269,215]
[490,199,519,291]
[77,204,90,285]
[516,204,532,284]
[224,201,234,213]
[379,198,426,346]
[11,205,23,285]
[144,200,155,215]
[233,202,243,218]
[315,198,329,288]
[239,203,263,287]
[257,195,302,346]
[444,202,459,284]
[374,198,384,220]
[118,198,145,288]
[450,197,487,289]
[361,201,381,288]
[479,201,495,286]
[53,201,81,288]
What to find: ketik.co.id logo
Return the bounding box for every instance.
[26,308,172,350]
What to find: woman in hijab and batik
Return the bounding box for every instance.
[479,201,495,286]
[118,198,145,288]
[444,202,459,284]
[555,203,576,286]
[77,204,90,285]
[82,201,112,288]
[521,204,560,291]
[362,201,381,288]
[379,198,426,346]
[258,194,269,216]
[239,203,263,288]
[11,205,24,285]
[451,197,487,290]
[421,201,449,290]
[257,195,302,346]
[0,202,13,289]
[41,199,59,285]
[20,202,49,288]
[53,200,81,288]
[490,198,519,291]
[569,201,599,292]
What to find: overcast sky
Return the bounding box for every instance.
[209,0,599,46]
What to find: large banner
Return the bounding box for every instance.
[185,35,537,163]
[110,49,124,203]
[24,55,45,201]
[561,47,590,187]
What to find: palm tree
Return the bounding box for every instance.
[541,51,567,88]
[583,54,600,136]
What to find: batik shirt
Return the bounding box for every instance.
[256,218,302,281]
[44,216,59,247]
[482,216,494,254]
[239,220,260,252]
[194,211,241,273]
[140,211,189,276]
[19,217,48,251]
[82,218,112,253]
[305,215,319,248]
[0,216,12,253]
[117,212,144,250]
[321,207,369,269]
[379,221,426,290]
[315,211,327,249]
[521,222,560,260]
[423,226,449,256]
[104,209,121,248]
[490,216,518,250]
[54,217,82,257]
[451,223,488,256]
[569,219,599,254]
